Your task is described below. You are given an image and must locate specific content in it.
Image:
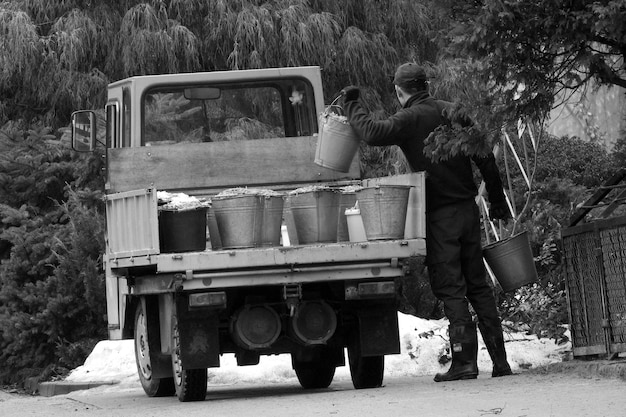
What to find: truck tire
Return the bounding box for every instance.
[293,349,336,389]
[134,303,175,397]
[348,336,384,389]
[171,315,207,402]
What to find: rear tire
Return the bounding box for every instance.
[348,334,384,389]
[293,348,336,389]
[134,302,175,397]
[171,315,207,402]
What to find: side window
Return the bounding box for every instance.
[122,88,131,147]
[142,79,317,146]
[105,103,118,148]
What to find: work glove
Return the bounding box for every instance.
[489,200,511,221]
[341,86,360,102]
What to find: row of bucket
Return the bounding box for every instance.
[158,185,411,252]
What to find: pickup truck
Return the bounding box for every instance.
[71,66,426,402]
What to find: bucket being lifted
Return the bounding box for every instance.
[314,96,360,173]
[483,231,538,292]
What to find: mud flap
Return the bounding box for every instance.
[356,307,400,356]
[141,297,173,379]
[176,296,220,369]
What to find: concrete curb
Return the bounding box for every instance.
[530,359,626,381]
[37,381,119,397]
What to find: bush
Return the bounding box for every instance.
[496,133,620,341]
[0,127,106,385]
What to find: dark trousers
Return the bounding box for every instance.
[425,200,502,330]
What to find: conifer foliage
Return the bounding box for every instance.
[0,127,106,384]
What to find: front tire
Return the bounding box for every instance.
[171,315,207,402]
[134,302,175,397]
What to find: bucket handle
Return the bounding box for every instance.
[323,94,346,117]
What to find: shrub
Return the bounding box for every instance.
[0,127,106,385]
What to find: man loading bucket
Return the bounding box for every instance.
[340,63,513,382]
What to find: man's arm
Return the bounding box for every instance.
[472,154,510,220]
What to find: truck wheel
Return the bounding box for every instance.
[171,315,207,402]
[348,337,384,389]
[134,303,175,397]
[293,349,336,389]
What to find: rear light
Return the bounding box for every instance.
[345,281,395,300]
[189,292,227,308]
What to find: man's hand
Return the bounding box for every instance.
[341,86,360,102]
[489,201,511,221]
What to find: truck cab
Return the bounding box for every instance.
[72,66,426,401]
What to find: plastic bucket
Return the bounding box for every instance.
[158,207,208,253]
[314,105,360,172]
[259,195,285,247]
[286,190,340,244]
[483,231,538,292]
[212,195,263,249]
[355,185,410,240]
[337,191,357,242]
[345,207,367,242]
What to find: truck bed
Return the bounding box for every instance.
[110,238,425,291]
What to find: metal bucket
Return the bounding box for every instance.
[483,231,538,292]
[158,207,208,253]
[355,185,410,240]
[259,195,285,247]
[211,195,263,249]
[314,101,360,173]
[286,190,340,244]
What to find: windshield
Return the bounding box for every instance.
[142,78,316,146]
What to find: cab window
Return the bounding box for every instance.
[105,102,118,148]
[142,79,317,146]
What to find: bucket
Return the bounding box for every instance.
[212,195,263,249]
[286,190,340,244]
[158,207,208,253]
[355,185,410,240]
[314,98,360,172]
[259,195,285,247]
[337,192,357,242]
[483,231,538,292]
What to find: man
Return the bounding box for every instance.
[342,62,513,382]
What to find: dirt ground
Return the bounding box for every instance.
[1,364,625,417]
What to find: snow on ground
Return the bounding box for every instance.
[65,313,570,390]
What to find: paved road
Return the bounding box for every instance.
[1,371,625,417]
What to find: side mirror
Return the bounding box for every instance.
[71,110,96,152]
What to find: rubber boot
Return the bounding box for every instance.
[478,323,513,377]
[434,322,479,382]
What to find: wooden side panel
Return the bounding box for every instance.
[107,136,360,194]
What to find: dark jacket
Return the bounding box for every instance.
[344,91,506,212]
